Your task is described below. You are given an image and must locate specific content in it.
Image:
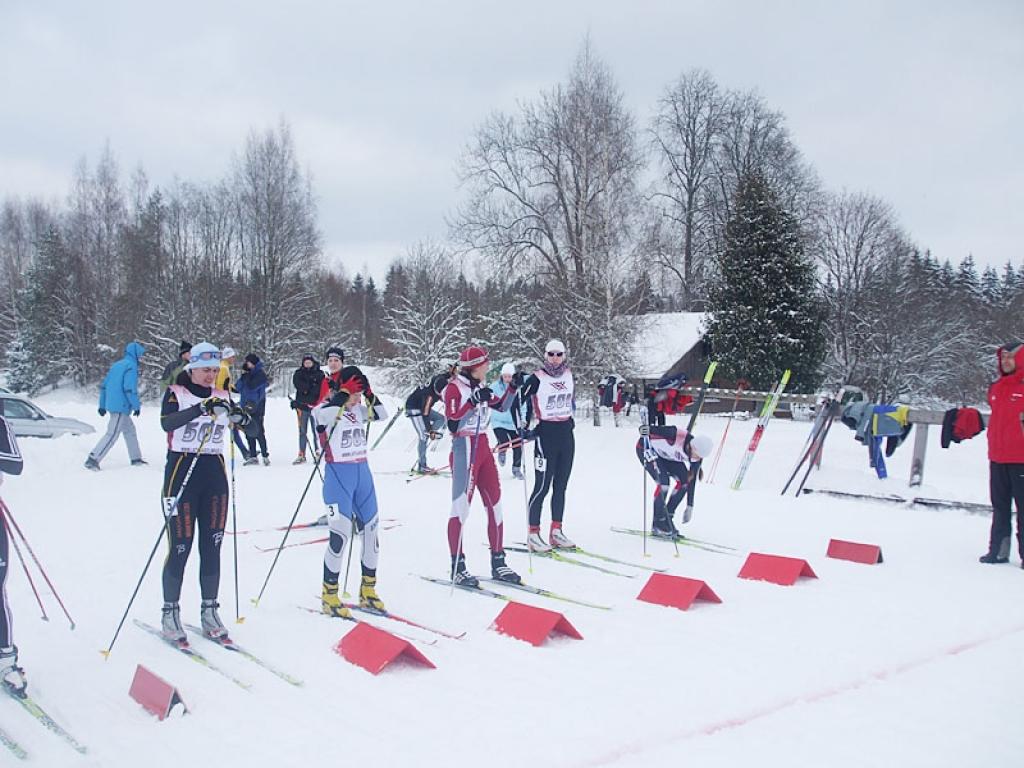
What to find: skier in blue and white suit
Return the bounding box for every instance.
[313,365,388,619]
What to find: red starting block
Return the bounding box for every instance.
[637,573,721,611]
[129,664,187,720]
[827,538,883,564]
[738,553,817,586]
[491,601,583,647]
[335,622,436,674]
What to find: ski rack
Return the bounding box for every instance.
[675,388,989,490]
[675,385,821,406]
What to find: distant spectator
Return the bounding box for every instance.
[290,354,325,464]
[161,340,191,389]
[238,353,269,466]
[980,342,1024,567]
[85,341,146,470]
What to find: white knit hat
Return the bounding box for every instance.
[501,363,516,376]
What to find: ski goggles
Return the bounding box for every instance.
[545,351,564,358]
[187,350,222,370]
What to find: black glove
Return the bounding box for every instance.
[470,387,493,404]
[428,430,444,440]
[328,390,351,408]
[289,398,299,410]
[519,427,536,442]
[328,378,341,392]
[510,371,525,388]
[315,423,327,433]
[200,397,230,417]
[228,404,250,426]
[98,408,107,417]
[638,424,650,436]
[132,409,140,417]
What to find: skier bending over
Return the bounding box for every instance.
[636,424,714,537]
[405,364,456,473]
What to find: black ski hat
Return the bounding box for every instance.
[179,340,192,355]
[244,353,260,366]
[326,346,345,361]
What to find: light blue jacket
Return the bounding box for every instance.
[99,342,144,413]
[490,379,525,431]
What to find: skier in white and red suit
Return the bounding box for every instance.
[444,345,521,587]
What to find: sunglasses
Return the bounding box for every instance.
[191,350,221,363]
[546,351,564,358]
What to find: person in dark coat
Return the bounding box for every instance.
[290,354,325,464]
[238,353,270,465]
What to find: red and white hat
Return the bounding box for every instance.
[459,345,489,369]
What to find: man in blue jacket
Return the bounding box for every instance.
[85,341,146,470]
[238,353,270,465]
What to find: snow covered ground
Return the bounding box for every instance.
[1,390,1021,767]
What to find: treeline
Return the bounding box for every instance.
[1,43,1017,403]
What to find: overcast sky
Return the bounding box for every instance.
[1,1,1021,281]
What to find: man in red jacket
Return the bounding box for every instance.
[981,342,1024,566]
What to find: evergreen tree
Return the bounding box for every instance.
[6,228,73,393]
[705,172,826,390]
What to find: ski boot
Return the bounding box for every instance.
[321,581,352,619]
[451,554,479,588]
[261,455,271,466]
[549,523,576,549]
[980,537,1010,564]
[526,526,551,552]
[511,465,524,480]
[497,450,507,467]
[200,599,230,641]
[490,550,522,584]
[243,456,259,466]
[161,602,187,644]
[84,457,100,472]
[0,646,27,698]
[292,453,306,465]
[651,515,675,539]
[131,458,148,466]
[359,576,386,613]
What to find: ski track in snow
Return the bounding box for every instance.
[1,390,1021,768]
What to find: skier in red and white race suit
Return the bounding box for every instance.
[444,346,521,587]
[636,425,714,537]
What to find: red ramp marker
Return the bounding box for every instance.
[637,573,721,611]
[491,601,583,647]
[738,553,817,586]
[129,664,187,720]
[827,538,883,564]
[335,622,436,675]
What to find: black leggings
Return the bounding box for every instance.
[636,442,689,520]
[0,514,10,647]
[493,427,522,468]
[528,423,574,526]
[161,453,229,603]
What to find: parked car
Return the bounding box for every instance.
[0,393,95,438]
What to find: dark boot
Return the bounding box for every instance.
[979,536,1011,564]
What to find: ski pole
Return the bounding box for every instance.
[253,405,346,606]
[102,427,214,656]
[1,499,74,628]
[229,419,242,623]
[795,403,839,496]
[1,509,47,621]
[451,407,484,594]
[707,382,746,483]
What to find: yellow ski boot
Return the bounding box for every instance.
[359,576,386,613]
[321,581,351,619]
